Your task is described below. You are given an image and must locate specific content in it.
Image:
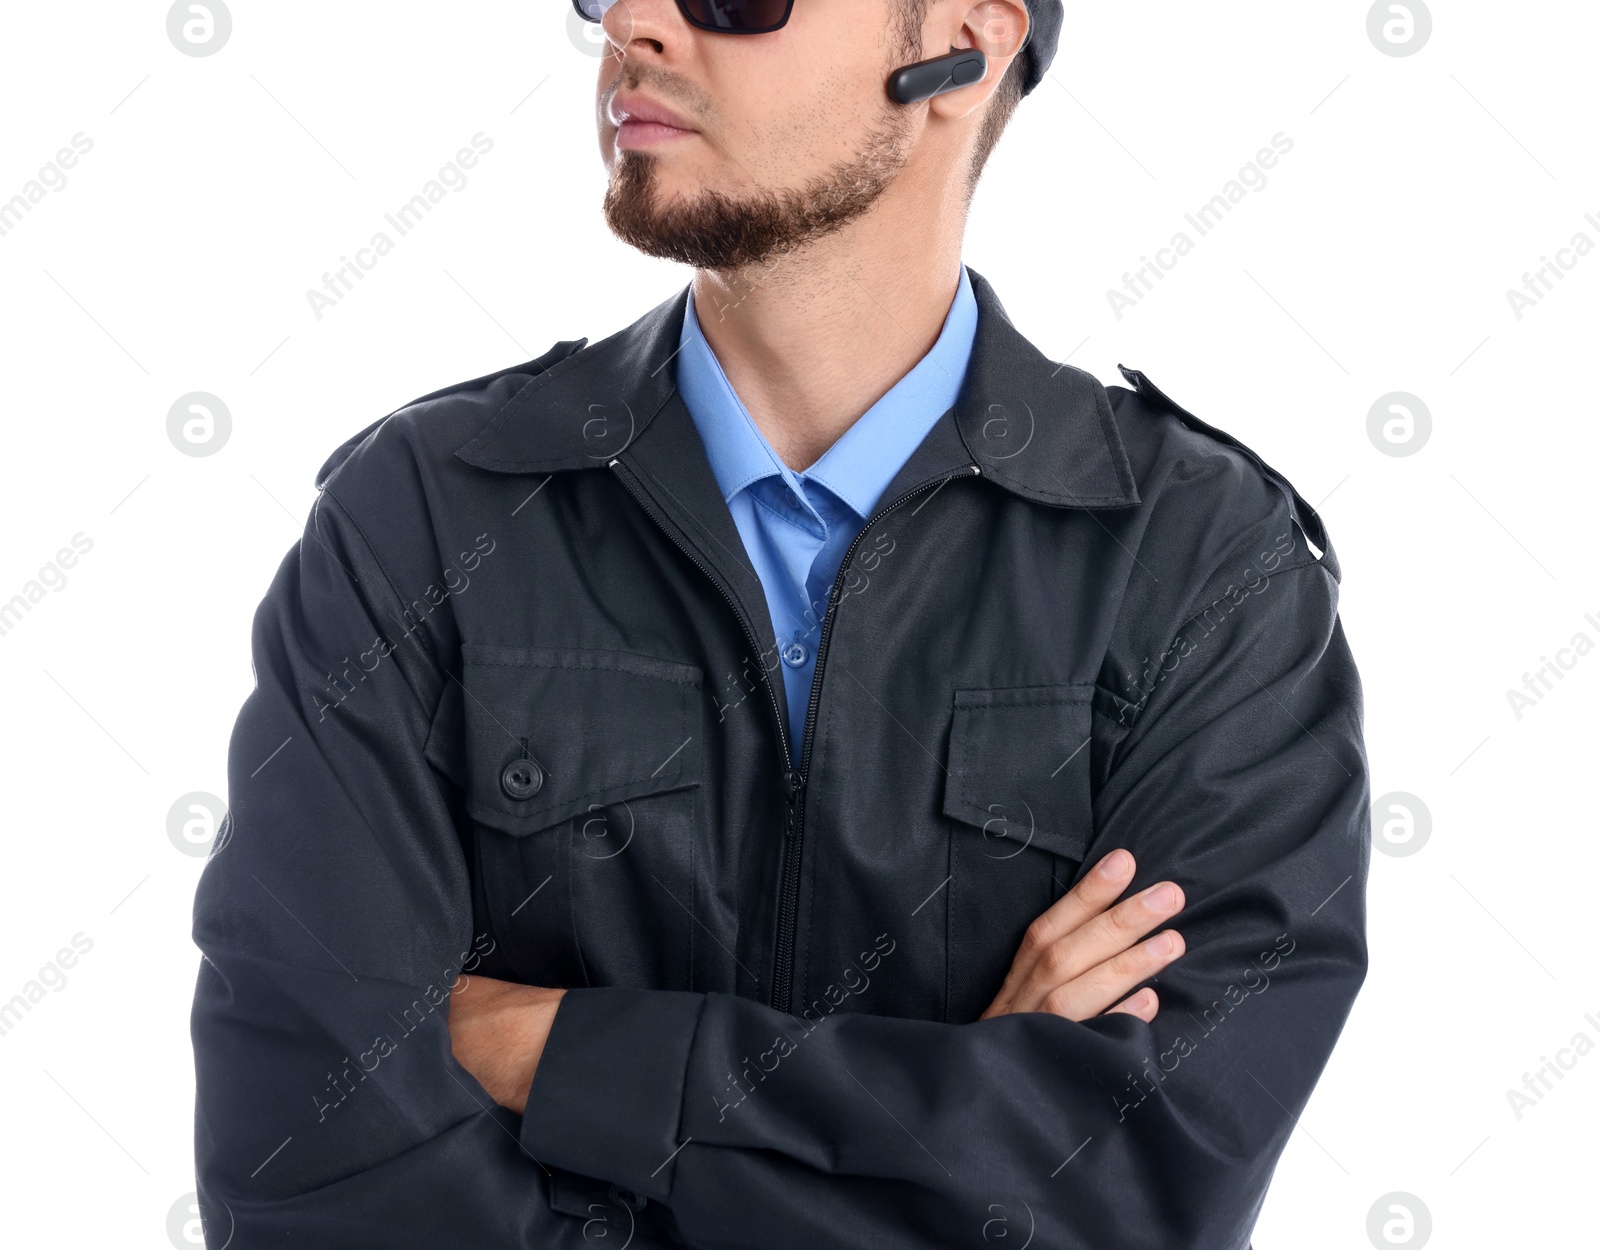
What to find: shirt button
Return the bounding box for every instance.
[781,641,808,668]
[500,757,543,801]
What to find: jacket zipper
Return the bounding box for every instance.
[771,464,979,1013]
[611,457,980,1014]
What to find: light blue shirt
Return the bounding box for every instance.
[675,264,979,754]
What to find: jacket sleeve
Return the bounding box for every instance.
[190,485,681,1249]
[519,548,1370,1250]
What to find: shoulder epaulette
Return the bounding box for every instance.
[1117,364,1338,579]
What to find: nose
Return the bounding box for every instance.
[600,0,680,55]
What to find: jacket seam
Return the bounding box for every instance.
[1120,557,1335,735]
[952,684,1095,709]
[1170,552,1327,630]
[463,649,702,685]
[468,775,697,831]
[462,358,680,470]
[317,487,444,718]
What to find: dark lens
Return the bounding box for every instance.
[678,0,792,33]
[572,0,607,20]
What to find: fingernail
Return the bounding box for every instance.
[1098,849,1132,879]
[1144,931,1175,956]
[1143,883,1179,912]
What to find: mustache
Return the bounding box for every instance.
[603,60,716,128]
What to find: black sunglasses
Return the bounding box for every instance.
[572,0,795,36]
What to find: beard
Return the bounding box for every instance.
[602,106,916,272]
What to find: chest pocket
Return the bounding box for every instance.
[455,645,705,992]
[943,684,1095,1023]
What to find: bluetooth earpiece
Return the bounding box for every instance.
[886,46,988,105]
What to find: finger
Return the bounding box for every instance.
[985,850,1138,1016]
[1017,880,1185,1009]
[1030,849,1138,950]
[1104,987,1159,1022]
[1039,928,1185,1022]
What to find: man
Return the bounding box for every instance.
[191,1,1369,1246]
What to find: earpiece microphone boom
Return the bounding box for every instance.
[886,46,988,104]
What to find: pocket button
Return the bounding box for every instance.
[608,1183,647,1211]
[500,757,544,800]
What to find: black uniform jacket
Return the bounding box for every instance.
[191,269,1369,1249]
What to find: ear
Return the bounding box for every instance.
[927,0,1029,120]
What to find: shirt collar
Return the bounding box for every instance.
[675,265,980,520]
[453,265,1141,516]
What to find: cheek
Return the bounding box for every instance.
[740,64,890,177]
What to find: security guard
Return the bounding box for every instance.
[191,2,1368,1246]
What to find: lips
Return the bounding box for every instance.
[609,92,698,147]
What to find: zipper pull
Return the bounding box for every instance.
[782,769,804,827]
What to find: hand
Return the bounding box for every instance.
[447,974,567,1114]
[980,849,1185,1023]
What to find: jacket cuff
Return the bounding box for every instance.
[520,987,704,1202]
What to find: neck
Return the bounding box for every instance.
[689,163,969,472]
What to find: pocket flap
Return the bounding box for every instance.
[460,645,704,835]
[943,684,1095,862]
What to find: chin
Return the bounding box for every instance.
[628,145,707,179]
[609,152,705,209]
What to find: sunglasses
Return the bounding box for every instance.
[572,0,795,36]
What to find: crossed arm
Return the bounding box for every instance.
[449,849,1189,1116]
[191,487,1368,1249]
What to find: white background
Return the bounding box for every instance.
[0,2,1594,1246]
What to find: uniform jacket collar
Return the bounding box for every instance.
[454,267,1140,511]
